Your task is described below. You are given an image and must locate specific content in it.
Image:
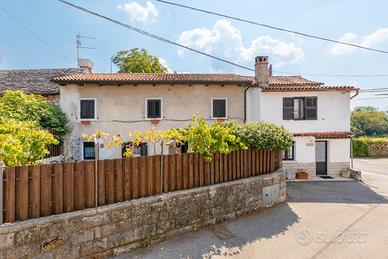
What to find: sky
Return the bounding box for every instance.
[0,0,387,110]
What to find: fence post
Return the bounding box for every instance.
[94,138,100,208]
[160,141,164,194]
[0,159,4,224]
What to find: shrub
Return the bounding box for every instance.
[0,121,59,166]
[231,121,292,151]
[353,137,388,157]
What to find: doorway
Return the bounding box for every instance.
[315,141,327,175]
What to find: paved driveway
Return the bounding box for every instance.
[114,160,388,259]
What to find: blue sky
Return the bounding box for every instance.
[1,0,387,110]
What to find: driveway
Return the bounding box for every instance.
[114,160,388,259]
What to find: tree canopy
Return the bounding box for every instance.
[351,106,388,136]
[112,48,168,73]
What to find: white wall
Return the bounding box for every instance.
[246,87,261,122]
[294,136,316,163]
[328,139,350,163]
[259,91,351,133]
[60,83,245,160]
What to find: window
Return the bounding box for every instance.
[122,142,148,157]
[80,99,96,120]
[283,97,317,120]
[212,98,227,119]
[283,141,295,160]
[83,142,95,160]
[146,98,162,119]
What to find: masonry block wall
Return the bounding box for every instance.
[0,171,286,258]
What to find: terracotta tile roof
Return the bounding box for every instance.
[293,131,354,139]
[0,68,88,95]
[52,73,253,85]
[52,73,358,92]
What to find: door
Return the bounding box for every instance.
[315,141,327,175]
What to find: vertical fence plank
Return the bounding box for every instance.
[52,163,64,214]
[219,153,224,183]
[106,160,115,204]
[40,164,52,217]
[139,157,147,198]
[199,154,205,187]
[214,153,220,184]
[259,150,264,174]
[85,161,95,208]
[210,155,215,185]
[115,159,123,202]
[163,155,170,193]
[17,166,29,221]
[146,156,153,196]
[98,160,106,206]
[176,154,182,190]
[123,158,131,201]
[30,165,40,218]
[5,167,16,223]
[193,153,199,188]
[188,153,194,189]
[132,157,139,199]
[155,155,161,195]
[182,154,189,189]
[74,162,85,210]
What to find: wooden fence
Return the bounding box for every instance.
[1,149,281,223]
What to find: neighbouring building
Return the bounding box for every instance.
[53,56,358,178]
[0,60,92,103]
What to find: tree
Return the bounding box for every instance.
[0,122,58,166]
[112,48,168,73]
[351,106,388,136]
[0,90,69,140]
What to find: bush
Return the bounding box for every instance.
[0,122,59,166]
[353,137,388,157]
[231,121,292,151]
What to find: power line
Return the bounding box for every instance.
[58,0,255,72]
[0,4,66,59]
[352,97,388,100]
[156,0,388,55]
[273,72,388,78]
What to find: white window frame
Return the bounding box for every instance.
[82,141,95,160]
[145,97,163,120]
[79,98,97,121]
[211,98,228,119]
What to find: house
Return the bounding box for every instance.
[0,60,92,103]
[52,56,358,178]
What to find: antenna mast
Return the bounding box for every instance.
[76,33,96,66]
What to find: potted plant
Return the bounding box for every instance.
[341,169,351,178]
[295,169,309,179]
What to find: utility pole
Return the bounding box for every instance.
[76,33,96,66]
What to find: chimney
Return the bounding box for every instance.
[78,59,94,73]
[254,56,269,87]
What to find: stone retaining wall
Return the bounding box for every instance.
[0,170,286,258]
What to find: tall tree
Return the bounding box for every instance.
[351,106,388,136]
[112,48,168,73]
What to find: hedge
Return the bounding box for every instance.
[353,137,388,157]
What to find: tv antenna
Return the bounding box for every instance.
[76,33,96,66]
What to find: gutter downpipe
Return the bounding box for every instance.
[350,89,359,100]
[244,84,252,122]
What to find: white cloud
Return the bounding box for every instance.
[159,58,173,73]
[117,1,158,23]
[177,20,304,68]
[330,28,388,55]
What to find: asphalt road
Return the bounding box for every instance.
[114,159,388,259]
[353,158,388,176]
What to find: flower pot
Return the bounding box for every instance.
[150,120,160,125]
[296,171,309,179]
[80,120,91,126]
[341,170,351,178]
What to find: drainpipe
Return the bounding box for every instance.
[350,89,359,99]
[244,84,252,122]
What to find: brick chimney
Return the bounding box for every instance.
[78,59,94,73]
[254,56,269,87]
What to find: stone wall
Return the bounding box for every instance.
[367,142,388,157]
[0,170,286,258]
[329,162,350,176]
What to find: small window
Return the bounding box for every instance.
[146,98,162,119]
[212,98,227,119]
[283,141,295,160]
[122,142,148,157]
[83,142,95,160]
[80,99,96,120]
